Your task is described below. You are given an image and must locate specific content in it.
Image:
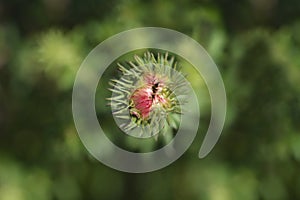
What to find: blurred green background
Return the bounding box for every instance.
[1,0,300,199]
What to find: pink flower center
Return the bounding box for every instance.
[130,86,153,119]
[129,73,173,122]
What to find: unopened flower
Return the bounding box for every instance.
[108,52,188,137]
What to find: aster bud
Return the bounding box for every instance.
[108,52,188,138]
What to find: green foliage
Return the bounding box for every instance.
[0,0,300,199]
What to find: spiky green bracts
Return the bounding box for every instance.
[108,52,188,138]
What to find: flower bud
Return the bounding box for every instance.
[109,52,188,138]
